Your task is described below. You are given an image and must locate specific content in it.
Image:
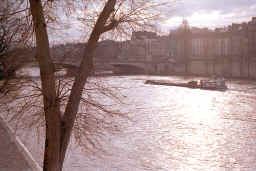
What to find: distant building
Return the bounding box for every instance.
[117,31,174,74]
[131,31,158,40]
[46,17,256,77]
[248,17,256,60]
[169,17,256,78]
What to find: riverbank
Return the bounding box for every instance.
[0,116,41,171]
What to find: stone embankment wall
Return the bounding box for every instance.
[188,60,256,79]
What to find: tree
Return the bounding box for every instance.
[0,0,32,92]
[176,18,191,73]
[4,0,175,170]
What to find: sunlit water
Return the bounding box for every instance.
[17,75,256,171]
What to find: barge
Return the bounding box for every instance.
[145,78,227,91]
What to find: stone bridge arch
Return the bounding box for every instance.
[110,63,148,74]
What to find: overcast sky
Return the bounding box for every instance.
[52,0,256,42]
[161,0,256,30]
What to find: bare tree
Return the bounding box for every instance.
[0,0,44,98]
[1,0,176,171]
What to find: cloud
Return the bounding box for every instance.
[174,0,255,16]
[161,0,256,30]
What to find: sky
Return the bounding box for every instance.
[161,0,256,30]
[51,0,256,42]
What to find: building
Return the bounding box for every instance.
[171,17,256,78]
[118,31,174,74]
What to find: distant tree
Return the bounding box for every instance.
[180,18,190,31]
[176,18,191,73]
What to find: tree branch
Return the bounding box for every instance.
[0,8,29,17]
[101,19,119,33]
[59,0,117,168]
[93,0,116,34]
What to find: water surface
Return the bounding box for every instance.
[17,75,256,171]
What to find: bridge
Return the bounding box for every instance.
[107,61,171,74]
[20,57,175,75]
[53,58,175,75]
[95,58,176,74]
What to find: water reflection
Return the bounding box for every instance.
[15,75,256,171]
[107,76,256,171]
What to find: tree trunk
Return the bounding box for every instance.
[29,1,62,171]
[59,0,117,169]
[30,0,117,170]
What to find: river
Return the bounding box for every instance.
[13,75,256,170]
